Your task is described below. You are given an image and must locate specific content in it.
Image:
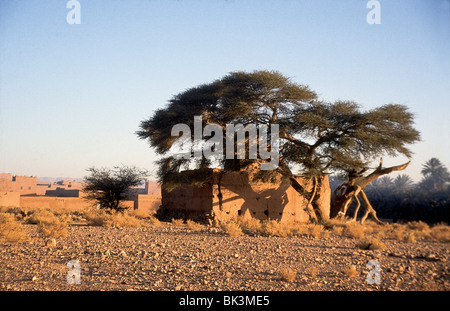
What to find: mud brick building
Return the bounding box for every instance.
[159,168,330,224]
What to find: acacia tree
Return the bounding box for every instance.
[137,70,420,224]
[259,98,419,223]
[82,165,148,212]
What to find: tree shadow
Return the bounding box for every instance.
[213,171,292,222]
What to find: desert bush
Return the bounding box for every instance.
[128,209,153,219]
[428,223,450,243]
[403,231,417,243]
[220,221,243,237]
[307,224,329,238]
[38,217,68,240]
[331,225,344,236]
[147,215,161,226]
[236,217,262,233]
[342,265,358,278]
[309,266,318,278]
[171,218,185,226]
[260,220,291,237]
[186,219,203,231]
[0,212,28,243]
[26,210,56,225]
[356,236,386,251]
[109,213,144,227]
[84,209,145,228]
[407,221,430,232]
[342,223,366,239]
[385,223,407,241]
[84,210,110,226]
[280,267,296,282]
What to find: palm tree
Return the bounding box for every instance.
[393,174,414,191]
[420,158,450,191]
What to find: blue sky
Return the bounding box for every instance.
[0,0,449,182]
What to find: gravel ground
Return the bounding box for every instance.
[0,222,448,291]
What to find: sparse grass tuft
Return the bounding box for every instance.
[309,266,319,278]
[171,218,185,226]
[403,231,417,243]
[129,209,153,219]
[407,221,430,232]
[342,223,366,239]
[26,210,56,225]
[429,223,450,243]
[420,280,445,291]
[260,220,291,237]
[356,236,386,251]
[147,215,161,226]
[186,219,203,231]
[38,216,68,240]
[220,221,243,237]
[280,267,296,282]
[236,217,262,233]
[0,212,28,243]
[342,265,358,278]
[307,224,329,239]
[84,210,144,228]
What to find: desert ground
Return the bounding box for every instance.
[0,213,448,292]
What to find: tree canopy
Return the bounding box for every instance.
[82,165,148,211]
[137,70,421,223]
[137,70,419,177]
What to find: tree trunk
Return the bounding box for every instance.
[358,189,384,225]
[331,159,410,223]
[289,176,318,223]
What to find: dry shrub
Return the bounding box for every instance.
[342,265,358,278]
[429,223,450,243]
[385,223,407,241]
[331,225,344,236]
[309,266,318,278]
[280,267,296,282]
[84,210,110,226]
[236,217,262,233]
[129,209,153,219]
[171,218,185,226]
[106,213,143,228]
[365,222,387,239]
[0,212,28,243]
[260,220,291,237]
[403,231,417,243]
[307,224,329,239]
[186,219,203,231]
[407,221,430,232]
[38,216,68,239]
[287,223,307,236]
[147,215,161,226]
[420,280,445,291]
[26,210,56,225]
[84,210,144,228]
[356,236,386,251]
[220,221,243,237]
[343,223,366,239]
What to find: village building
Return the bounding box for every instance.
[158,168,331,224]
[0,173,161,213]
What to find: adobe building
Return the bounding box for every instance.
[158,168,331,224]
[0,173,161,213]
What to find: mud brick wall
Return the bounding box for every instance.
[160,169,330,224]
